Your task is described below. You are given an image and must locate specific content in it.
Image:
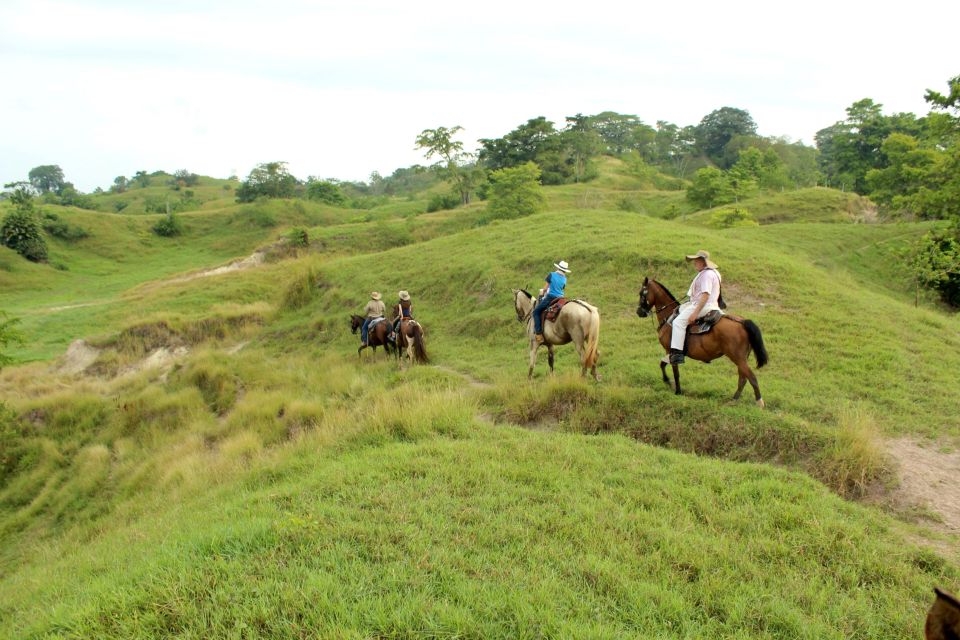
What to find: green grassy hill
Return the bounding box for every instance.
[1,165,958,638]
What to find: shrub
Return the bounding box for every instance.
[305,179,345,205]
[113,201,129,212]
[710,207,758,228]
[687,167,735,209]
[1,192,48,262]
[152,212,183,237]
[426,193,460,212]
[41,212,89,241]
[286,227,309,248]
[483,162,547,223]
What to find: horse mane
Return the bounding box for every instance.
[519,289,533,299]
[652,280,678,303]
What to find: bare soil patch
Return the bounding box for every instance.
[168,250,266,283]
[885,437,960,532]
[56,340,101,375]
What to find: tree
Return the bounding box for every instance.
[686,167,735,209]
[111,175,128,193]
[133,170,150,188]
[563,114,602,183]
[415,126,480,204]
[694,107,757,166]
[28,165,66,194]
[305,178,345,205]
[484,162,547,222]
[236,162,299,202]
[0,188,48,262]
[906,223,960,307]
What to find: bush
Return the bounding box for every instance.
[426,193,460,213]
[41,212,89,241]
[286,227,309,248]
[710,207,758,228]
[152,212,183,237]
[113,201,129,212]
[1,192,48,262]
[483,162,547,223]
[305,179,345,205]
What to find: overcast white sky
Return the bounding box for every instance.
[1,0,957,191]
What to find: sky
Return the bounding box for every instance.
[1,0,957,192]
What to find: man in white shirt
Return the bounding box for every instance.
[670,250,722,365]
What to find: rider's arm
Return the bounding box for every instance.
[690,292,708,318]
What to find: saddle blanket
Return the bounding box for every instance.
[545,298,569,322]
[668,309,724,335]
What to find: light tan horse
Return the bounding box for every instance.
[513,289,600,380]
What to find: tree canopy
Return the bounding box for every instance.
[236,162,299,202]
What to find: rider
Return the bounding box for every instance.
[534,260,570,344]
[361,291,385,346]
[669,250,722,364]
[392,290,413,336]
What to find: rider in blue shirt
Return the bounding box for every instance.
[534,260,570,343]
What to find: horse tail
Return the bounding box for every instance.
[584,307,601,370]
[411,324,429,364]
[743,319,768,369]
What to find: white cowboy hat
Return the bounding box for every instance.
[398,290,411,301]
[370,291,382,300]
[554,260,571,274]
[685,250,718,270]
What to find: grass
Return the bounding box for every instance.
[1,162,959,637]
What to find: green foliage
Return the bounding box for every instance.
[907,223,960,306]
[236,162,299,202]
[415,126,483,204]
[483,162,546,222]
[111,175,128,193]
[304,179,345,205]
[285,227,309,248]
[0,190,48,262]
[425,192,460,212]
[152,212,184,237]
[28,165,66,194]
[695,107,758,166]
[686,167,735,209]
[41,212,89,241]
[710,206,758,228]
[169,169,200,190]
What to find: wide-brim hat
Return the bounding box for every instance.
[398,290,411,301]
[371,291,382,300]
[554,260,571,274]
[685,250,718,270]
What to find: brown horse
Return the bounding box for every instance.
[926,588,960,640]
[513,289,600,380]
[636,277,768,406]
[395,318,428,366]
[349,315,395,358]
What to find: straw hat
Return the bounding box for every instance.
[370,291,382,301]
[554,260,571,274]
[398,290,411,301]
[685,250,718,269]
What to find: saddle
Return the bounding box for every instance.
[544,298,569,323]
[368,317,386,330]
[667,309,725,335]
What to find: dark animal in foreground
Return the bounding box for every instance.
[636,277,768,406]
[926,587,960,640]
[349,314,395,358]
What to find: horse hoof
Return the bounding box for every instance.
[756,398,765,409]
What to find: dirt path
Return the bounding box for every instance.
[886,437,960,532]
[431,364,492,390]
[167,250,266,283]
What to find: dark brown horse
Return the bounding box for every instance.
[395,318,428,366]
[636,277,768,407]
[349,315,395,358]
[926,587,960,640]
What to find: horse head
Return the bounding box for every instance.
[349,314,362,334]
[637,277,652,318]
[513,289,533,322]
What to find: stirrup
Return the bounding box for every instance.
[535,334,545,344]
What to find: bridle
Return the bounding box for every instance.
[515,291,533,323]
[637,282,680,330]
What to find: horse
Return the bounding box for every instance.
[395,318,428,366]
[513,289,600,380]
[926,587,960,640]
[349,315,395,358]
[636,277,768,407]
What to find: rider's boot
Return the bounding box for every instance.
[669,348,684,364]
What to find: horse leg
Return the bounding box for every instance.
[672,363,681,395]
[357,344,366,358]
[660,359,670,384]
[733,373,747,400]
[547,345,555,374]
[528,343,539,379]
